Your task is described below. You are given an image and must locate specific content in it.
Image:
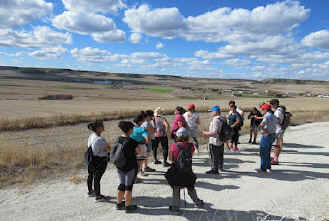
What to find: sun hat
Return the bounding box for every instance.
[260,104,272,110]
[209,105,220,112]
[176,127,189,138]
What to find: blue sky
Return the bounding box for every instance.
[1,0,329,80]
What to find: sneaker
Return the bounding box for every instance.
[271,160,279,165]
[134,177,143,184]
[163,161,171,167]
[196,200,205,208]
[125,205,138,213]
[206,170,219,175]
[169,205,180,212]
[219,167,225,172]
[267,169,273,173]
[144,167,156,172]
[95,195,107,201]
[248,139,252,144]
[154,160,162,165]
[232,147,240,152]
[141,172,149,177]
[116,202,125,210]
[88,191,95,197]
[255,169,266,173]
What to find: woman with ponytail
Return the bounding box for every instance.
[87,120,112,201]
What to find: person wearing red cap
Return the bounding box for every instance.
[257,104,276,173]
[183,104,200,152]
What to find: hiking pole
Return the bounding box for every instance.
[184,188,186,208]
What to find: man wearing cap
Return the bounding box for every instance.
[202,105,224,174]
[183,104,200,152]
[257,104,276,173]
[269,99,284,165]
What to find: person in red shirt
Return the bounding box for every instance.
[166,127,204,212]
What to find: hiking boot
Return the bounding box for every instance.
[248,139,252,143]
[196,200,205,208]
[163,161,171,167]
[169,205,180,212]
[116,202,125,210]
[125,205,138,213]
[206,170,219,175]
[252,141,257,145]
[144,167,156,172]
[271,160,279,165]
[154,160,162,165]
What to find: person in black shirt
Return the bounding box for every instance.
[116,121,141,213]
[248,107,262,144]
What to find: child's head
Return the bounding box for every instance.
[118,121,135,136]
[145,110,154,121]
[176,127,189,142]
[133,111,146,126]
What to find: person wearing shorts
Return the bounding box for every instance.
[142,110,156,173]
[248,107,262,144]
[130,112,150,182]
[116,121,141,212]
[270,99,285,165]
[183,104,201,152]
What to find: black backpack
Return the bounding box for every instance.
[84,146,93,165]
[279,106,291,130]
[110,138,127,168]
[218,117,233,142]
[175,143,193,172]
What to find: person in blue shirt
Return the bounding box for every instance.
[130,111,150,183]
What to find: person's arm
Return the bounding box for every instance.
[196,116,200,125]
[163,118,170,134]
[203,119,221,137]
[260,118,269,135]
[143,135,150,144]
[231,115,241,128]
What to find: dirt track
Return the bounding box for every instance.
[1,122,328,221]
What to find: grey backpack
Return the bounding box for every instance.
[110,138,127,168]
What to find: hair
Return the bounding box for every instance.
[87,120,104,132]
[134,111,146,124]
[229,100,236,105]
[176,106,186,115]
[145,110,154,117]
[230,104,237,109]
[118,121,135,133]
[270,99,280,106]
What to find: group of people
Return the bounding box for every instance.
[85,98,289,212]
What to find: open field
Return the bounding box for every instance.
[0,66,329,188]
[1,122,329,221]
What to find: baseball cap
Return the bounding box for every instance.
[260,104,272,110]
[176,127,188,138]
[188,104,195,110]
[209,105,220,112]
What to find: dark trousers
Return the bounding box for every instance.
[192,137,199,150]
[259,134,275,171]
[231,128,240,146]
[172,186,200,207]
[87,156,108,196]
[152,136,169,162]
[209,144,224,171]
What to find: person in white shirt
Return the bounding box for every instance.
[87,120,111,201]
[270,99,285,165]
[183,104,200,152]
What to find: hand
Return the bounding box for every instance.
[202,131,208,136]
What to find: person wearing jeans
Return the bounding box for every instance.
[202,105,224,174]
[257,104,277,173]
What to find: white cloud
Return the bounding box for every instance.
[123,1,309,42]
[130,33,142,44]
[302,30,329,49]
[0,51,23,57]
[53,11,115,34]
[92,29,126,43]
[0,0,53,28]
[156,42,164,49]
[0,26,72,48]
[62,0,126,14]
[71,47,125,63]
[29,46,67,59]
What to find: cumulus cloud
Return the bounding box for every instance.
[130,33,142,43]
[302,30,329,50]
[0,26,72,48]
[156,42,164,49]
[29,46,67,59]
[92,29,126,43]
[123,1,309,42]
[0,0,53,28]
[71,47,126,63]
[62,0,126,14]
[53,11,115,34]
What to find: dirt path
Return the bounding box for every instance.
[1,122,328,221]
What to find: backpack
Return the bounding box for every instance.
[279,106,291,130]
[218,117,233,142]
[84,146,93,165]
[175,143,193,173]
[110,138,127,168]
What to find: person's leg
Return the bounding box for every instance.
[161,136,170,165]
[117,169,126,205]
[249,129,253,143]
[94,158,107,197]
[171,186,181,208]
[124,168,137,210]
[259,136,267,172]
[87,163,95,194]
[152,138,161,164]
[253,128,258,144]
[211,145,220,172]
[208,144,215,171]
[187,186,203,207]
[192,137,199,151]
[218,144,224,170]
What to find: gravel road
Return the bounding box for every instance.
[1,122,328,221]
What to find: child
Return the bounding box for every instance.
[166,127,204,212]
[115,121,141,213]
[130,112,150,182]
